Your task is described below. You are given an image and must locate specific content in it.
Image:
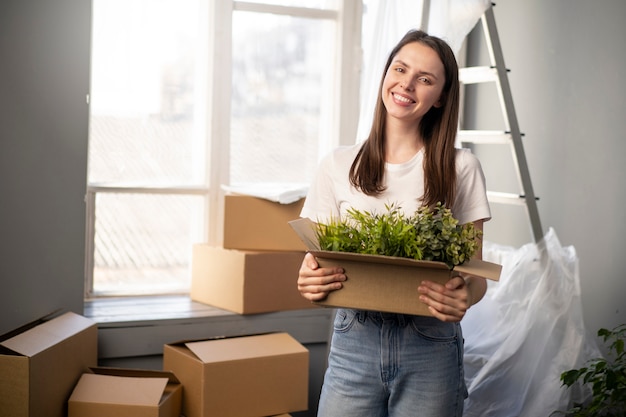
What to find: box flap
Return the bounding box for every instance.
[288,217,320,251]
[310,250,501,281]
[0,312,95,357]
[0,309,62,344]
[185,332,306,364]
[90,366,180,384]
[454,258,502,281]
[310,250,449,270]
[70,373,168,406]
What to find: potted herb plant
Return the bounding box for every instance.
[315,202,482,267]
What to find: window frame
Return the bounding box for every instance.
[84,0,363,299]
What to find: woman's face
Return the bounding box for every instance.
[381,41,446,126]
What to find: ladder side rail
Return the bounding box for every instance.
[481,6,544,242]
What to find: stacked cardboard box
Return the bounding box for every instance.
[187,196,313,416]
[190,194,316,314]
[163,332,308,417]
[222,194,307,252]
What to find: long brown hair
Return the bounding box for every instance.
[349,30,460,208]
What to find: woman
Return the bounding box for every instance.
[297,30,491,417]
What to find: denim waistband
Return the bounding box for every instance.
[355,310,410,326]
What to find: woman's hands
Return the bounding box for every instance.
[297,252,346,301]
[418,219,486,322]
[417,274,487,322]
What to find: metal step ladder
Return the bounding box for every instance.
[458,4,544,243]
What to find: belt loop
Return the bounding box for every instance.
[398,314,407,327]
[357,310,367,323]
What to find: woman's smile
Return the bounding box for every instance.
[392,92,415,104]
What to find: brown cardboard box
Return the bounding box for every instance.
[190,245,315,314]
[290,218,502,316]
[68,367,182,417]
[163,332,309,417]
[223,195,306,251]
[0,311,98,417]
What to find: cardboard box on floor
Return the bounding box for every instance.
[0,311,98,417]
[289,218,502,316]
[68,367,182,417]
[190,244,316,314]
[163,332,309,417]
[223,194,306,252]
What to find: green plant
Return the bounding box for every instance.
[551,324,626,417]
[315,202,481,267]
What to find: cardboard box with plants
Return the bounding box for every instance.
[68,367,182,417]
[290,203,502,316]
[0,311,98,417]
[163,332,309,417]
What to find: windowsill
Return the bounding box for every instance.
[84,295,334,360]
[84,294,232,325]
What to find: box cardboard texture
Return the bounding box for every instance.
[289,217,502,316]
[68,367,182,417]
[0,311,98,417]
[190,244,315,314]
[163,332,309,417]
[223,195,306,251]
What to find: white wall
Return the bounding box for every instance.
[465,1,626,337]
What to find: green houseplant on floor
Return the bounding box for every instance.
[552,324,626,416]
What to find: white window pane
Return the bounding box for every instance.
[230,11,336,184]
[92,193,204,296]
[89,0,206,185]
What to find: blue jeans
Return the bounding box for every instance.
[317,309,467,417]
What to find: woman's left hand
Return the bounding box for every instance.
[417,275,483,322]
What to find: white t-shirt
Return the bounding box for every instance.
[301,143,491,225]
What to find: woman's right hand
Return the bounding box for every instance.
[297,252,346,301]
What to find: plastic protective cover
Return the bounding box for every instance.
[462,227,602,416]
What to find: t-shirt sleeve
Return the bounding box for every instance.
[454,149,491,225]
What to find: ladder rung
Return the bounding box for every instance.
[487,191,538,206]
[458,130,511,145]
[459,66,498,84]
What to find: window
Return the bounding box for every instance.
[86,0,362,297]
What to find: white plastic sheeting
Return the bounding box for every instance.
[462,228,602,416]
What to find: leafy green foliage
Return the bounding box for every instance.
[552,324,626,417]
[315,202,481,267]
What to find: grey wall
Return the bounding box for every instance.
[0,0,91,334]
[464,1,626,336]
